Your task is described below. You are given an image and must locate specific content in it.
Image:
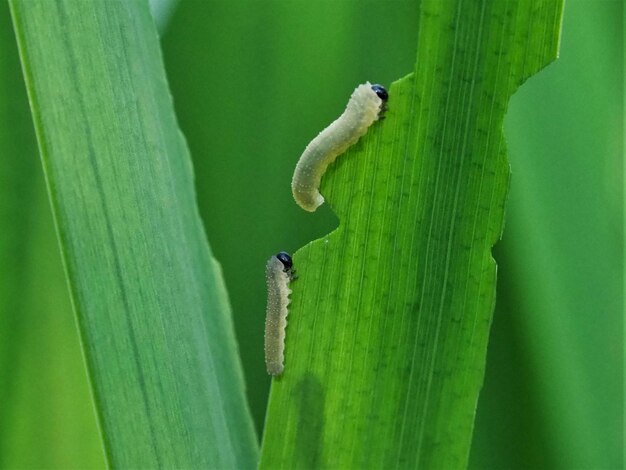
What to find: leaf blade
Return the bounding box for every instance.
[9,0,258,467]
[260,0,563,468]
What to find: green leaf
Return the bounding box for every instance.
[260,1,563,468]
[9,0,257,467]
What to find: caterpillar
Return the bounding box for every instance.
[291,82,388,212]
[264,252,296,376]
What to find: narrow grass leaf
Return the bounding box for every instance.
[260,0,563,468]
[9,0,258,467]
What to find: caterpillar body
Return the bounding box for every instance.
[264,252,296,376]
[291,82,388,212]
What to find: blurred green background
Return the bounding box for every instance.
[0,0,622,468]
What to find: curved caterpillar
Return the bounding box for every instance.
[264,252,296,376]
[291,82,388,212]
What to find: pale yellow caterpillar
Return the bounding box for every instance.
[264,252,296,376]
[291,82,388,212]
